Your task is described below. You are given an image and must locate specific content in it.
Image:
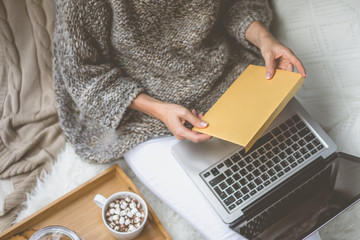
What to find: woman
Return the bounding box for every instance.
[53,0,305,164]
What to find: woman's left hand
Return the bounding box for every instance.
[259,33,307,79]
[245,21,306,80]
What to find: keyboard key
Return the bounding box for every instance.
[224,196,235,206]
[229,204,236,210]
[277,135,285,142]
[277,171,284,177]
[235,191,242,199]
[304,153,311,159]
[296,121,305,130]
[286,118,294,127]
[264,143,272,150]
[289,126,297,134]
[214,186,223,195]
[219,192,227,199]
[233,173,241,181]
[246,174,255,181]
[279,123,288,131]
[270,176,278,182]
[246,164,255,172]
[253,160,261,167]
[259,156,267,163]
[272,147,280,155]
[238,160,246,168]
[210,168,219,176]
[257,185,264,191]
[279,143,287,151]
[283,131,291,138]
[305,133,315,142]
[285,138,293,146]
[226,187,234,195]
[253,169,261,177]
[297,158,304,164]
[245,156,252,164]
[209,174,225,186]
[300,147,308,155]
[306,143,314,150]
[287,156,295,163]
[272,127,281,136]
[274,164,282,172]
[226,178,235,185]
[311,149,318,155]
[217,163,224,169]
[231,153,241,163]
[290,162,298,168]
[240,178,248,185]
[280,160,289,168]
[203,172,210,178]
[285,147,293,155]
[219,182,228,190]
[284,167,291,172]
[266,160,274,168]
[299,128,310,137]
[250,190,257,196]
[225,159,233,167]
[240,169,248,176]
[279,152,287,159]
[291,143,300,151]
[266,151,274,159]
[232,165,240,172]
[261,173,269,181]
[248,182,256,190]
[267,169,276,176]
[258,147,266,155]
[299,139,306,146]
[239,149,247,157]
[236,199,243,205]
[264,180,271,186]
[225,169,232,177]
[241,186,249,194]
[255,177,263,185]
[291,134,300,142]
[272,156,280,163]
[233,182,241,190]
[271,139,279,146]
[259,165,268,172]
[294,151,301,159]
[243,194,250,200]
[317,145,324,150]
[251,152,260,159]
[292,115,301,123]
[313,139,321,146]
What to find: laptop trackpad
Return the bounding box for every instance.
[172,137,240,175]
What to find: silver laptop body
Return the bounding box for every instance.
[171,97,338,239]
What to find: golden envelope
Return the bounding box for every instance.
[193,64,304,152]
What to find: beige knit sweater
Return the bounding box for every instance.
[53,0,272,163]
[0,0,65,231]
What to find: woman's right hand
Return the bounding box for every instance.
[159,104,212,142]
[130,93,211,143]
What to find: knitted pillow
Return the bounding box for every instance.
[270,0,360,131]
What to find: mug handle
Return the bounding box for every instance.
[94,194,107,209]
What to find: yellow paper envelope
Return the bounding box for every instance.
[193,64,304,152]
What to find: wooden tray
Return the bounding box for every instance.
[1,165,171,240]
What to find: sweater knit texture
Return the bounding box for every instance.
[53,0,272,163]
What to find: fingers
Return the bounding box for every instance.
[287,53,306,78]
[263,52,276,80]
[183,109,208,128]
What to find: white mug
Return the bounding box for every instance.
[94,191,148,240]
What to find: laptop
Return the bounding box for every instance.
[171,97,339,239]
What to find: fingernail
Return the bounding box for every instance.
[266,72,271,79]
[200,121,208,127]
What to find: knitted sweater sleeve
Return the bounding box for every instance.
[53,0,143,129]
[224,0,273,52]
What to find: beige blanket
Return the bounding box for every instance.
[0,0,65,231]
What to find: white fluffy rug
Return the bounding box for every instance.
[14,143,204,240]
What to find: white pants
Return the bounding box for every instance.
[123,136,246,240]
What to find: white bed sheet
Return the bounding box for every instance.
[124,136,245,240]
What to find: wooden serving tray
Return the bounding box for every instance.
[1,165,171,240]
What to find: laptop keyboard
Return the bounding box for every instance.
[200,114,325,213]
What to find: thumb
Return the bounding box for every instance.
[264,52,275,80]
[184,110,208,128]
